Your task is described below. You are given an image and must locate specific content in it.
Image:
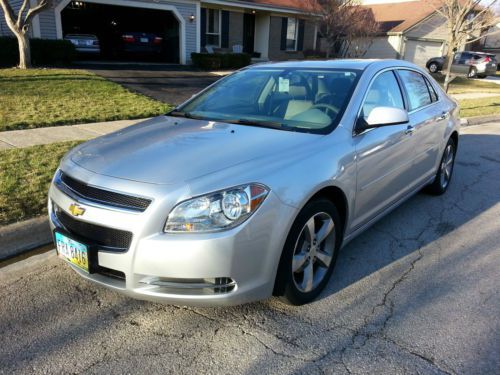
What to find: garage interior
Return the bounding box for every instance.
[61,1,180,62]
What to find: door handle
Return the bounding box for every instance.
[437,111,449,121]
[404,125,415,135]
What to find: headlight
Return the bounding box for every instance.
[164,184,269,233]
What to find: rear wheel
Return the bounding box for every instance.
[274,199,342,305]
[428,62,439,73]
[426,138,456,195]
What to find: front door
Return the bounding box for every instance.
[352,70,415,229]
[243,13,255,54]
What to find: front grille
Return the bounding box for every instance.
[55,207,132,251]
[59,171,151,211]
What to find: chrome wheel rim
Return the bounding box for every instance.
[292,212,336,293]
[430,64,437,73]
[440,144,454,189]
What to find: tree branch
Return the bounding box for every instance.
[0,0,19,33]
[24,0,49,27]
[16,0,30,28]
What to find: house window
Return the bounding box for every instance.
[286,17,298,51]
[206,9,221,47]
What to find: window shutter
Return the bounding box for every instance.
[280,17,287,51]
[200,8,207,48]
[297,19,305,51]
[221,10,230,48]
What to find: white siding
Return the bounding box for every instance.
[363,36,400,59]
[405,13,448,40]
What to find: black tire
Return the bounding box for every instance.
[428,62,439,73]
[477,75,486,79]
[274,199,342,305]
[468,67,477,78]
[426,137,457,195]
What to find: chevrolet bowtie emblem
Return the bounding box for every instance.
[69,203,86,217]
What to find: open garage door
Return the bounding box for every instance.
[404,40,443,67]
[61,1,180,63]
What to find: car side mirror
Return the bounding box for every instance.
[357,107,409,133]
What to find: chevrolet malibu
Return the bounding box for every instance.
[49,60,459,306]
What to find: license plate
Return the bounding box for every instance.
[140,37,148,43]
[55,232,89,273]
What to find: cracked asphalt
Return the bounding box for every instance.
[1,124,499,375]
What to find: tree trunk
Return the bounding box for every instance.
[443,47,454,93]
[16,32,31,69]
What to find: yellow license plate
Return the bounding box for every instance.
[55,232,89,273]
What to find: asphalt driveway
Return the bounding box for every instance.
[84,64,225,105]
[1,124,499,374]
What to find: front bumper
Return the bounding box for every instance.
[48,170,296,306]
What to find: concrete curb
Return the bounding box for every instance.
[461,114,500,126]
[0,216,52,261]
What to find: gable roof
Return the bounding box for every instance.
[365,0,442,33]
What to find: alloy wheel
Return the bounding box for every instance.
[429,63,438,73]
[292,212,336,293]
[440,144,454,189]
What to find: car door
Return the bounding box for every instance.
[452,52,471,75]
[397,69,445,184]
[351,70,415,229]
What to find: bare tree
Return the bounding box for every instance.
[311,0,379,58]
[0,0,52,68]
[430,0,500,91]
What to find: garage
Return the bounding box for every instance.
[404,39,443,67]
[59,0,180,63]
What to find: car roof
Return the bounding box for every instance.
[65,34,98,38]
[249,59,418,71]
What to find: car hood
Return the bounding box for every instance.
[68,116,317,185]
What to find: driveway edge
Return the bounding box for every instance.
[0,216,52,261]
[462,114,500,126]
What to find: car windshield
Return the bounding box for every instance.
[175,67,361,134]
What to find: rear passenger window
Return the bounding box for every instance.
[398,70,432,111]
[362,71,404,119]
[425,77,438,102]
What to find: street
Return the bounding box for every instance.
[1,124,499,374]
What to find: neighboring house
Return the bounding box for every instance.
[361,0,449,67]
[480,25,500,60]
[0,0,318,64]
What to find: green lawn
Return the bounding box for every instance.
[458,96,500,118]
[0,141,81,226]
[430,74,500,94]
[0,68,171,132]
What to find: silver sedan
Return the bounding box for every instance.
[48,60,459,306]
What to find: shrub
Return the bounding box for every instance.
[0,37,76,67]
[191,52,251,70]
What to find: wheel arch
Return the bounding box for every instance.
[272,184,349,296]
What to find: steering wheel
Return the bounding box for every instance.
[311,103,340,118]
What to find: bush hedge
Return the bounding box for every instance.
[191,52,251,70]
[0,37,76,67]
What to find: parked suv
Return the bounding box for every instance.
[426,51,497,78]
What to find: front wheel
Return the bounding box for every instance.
[468,67,477,78]
[274,199,342,305]
[426,138,456,195]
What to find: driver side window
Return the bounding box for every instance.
[362,71,404,119]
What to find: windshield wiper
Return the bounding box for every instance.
[223,118,289,130]
[168,110,205,120]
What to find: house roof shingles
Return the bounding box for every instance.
[365,0,442,33]
[229,0,318,12]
